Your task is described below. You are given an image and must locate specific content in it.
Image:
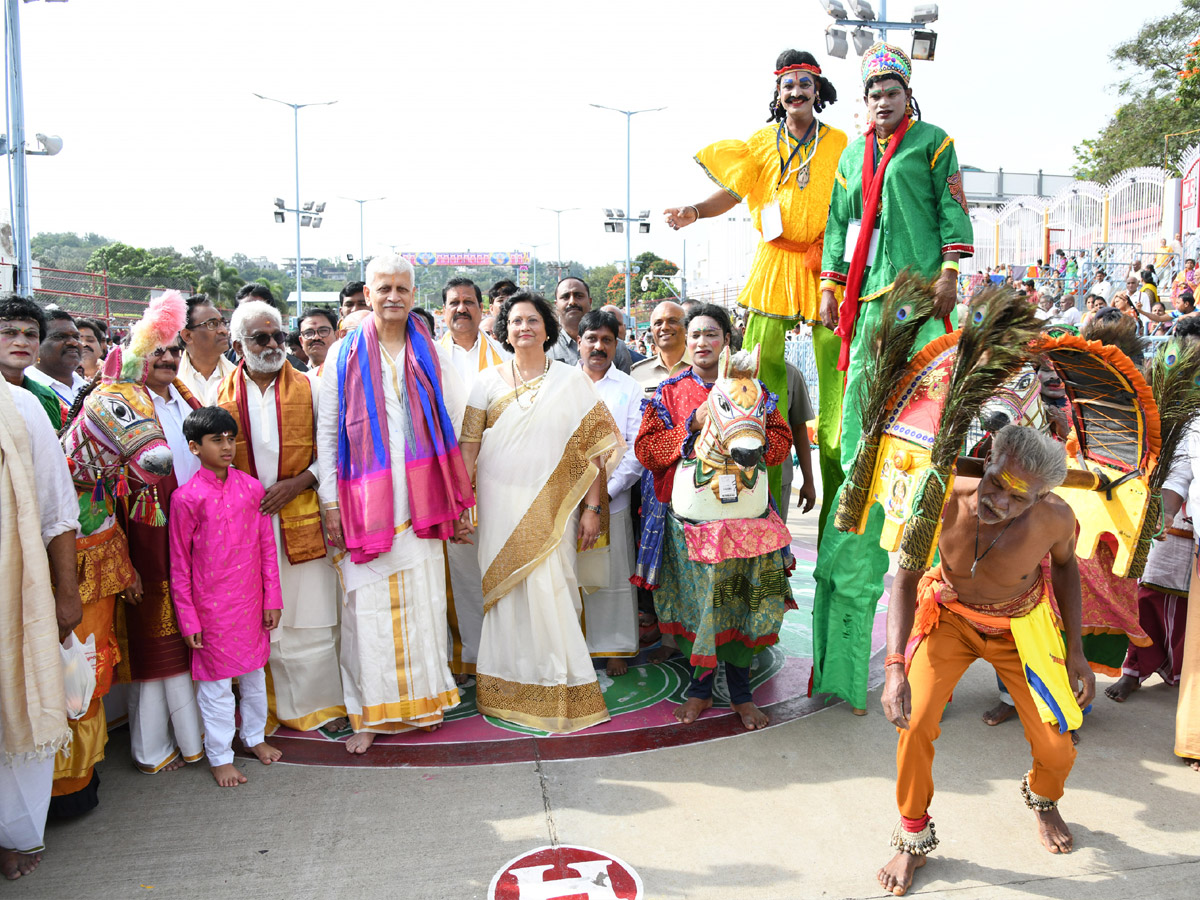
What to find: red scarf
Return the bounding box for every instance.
[835,116,910,371]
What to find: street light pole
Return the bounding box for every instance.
[590,104,665,319]
[254,93,336,319]
[341,196,386,280]
[538,207,579,270]
[5,0,30,294]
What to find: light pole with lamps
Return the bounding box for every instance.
[521,242,548,293]
[589,104,665,318]
[341,195,386,281]
[253,93,337,318]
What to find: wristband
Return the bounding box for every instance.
[940,259,960,272]
[884,653,907,668]
[582,503,602,514]
[687,205,701,221]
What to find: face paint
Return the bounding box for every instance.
[998,469,1029,494]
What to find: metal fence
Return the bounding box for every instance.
[31,267,194,327]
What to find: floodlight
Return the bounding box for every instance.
[848,1,875,20]
[34,134,63,156]
[638,222,650,233]
[274,197,285,209]
[819,0,848,17]
[314,202,326,213]
[911,30,937,61]
[312,217,323,229]
[301,215,312,227]
[641,276,651,291]
[605,222,616,233]
[274,210,285,224]
[614,209,625,219]
[851,27,875,55]
[616,222,625,233]
[825,26,848,59]
[638,210,650,219]
[302,201,314,211]
[604,208,615,218]
[347,254,355,262]
[911,4,939,24]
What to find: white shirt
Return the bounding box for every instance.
[1053,306,1082,326]
[23,365,87,407]
[239,369,321,490]
[176,352,236,406]
[582,362,644,514]
[5,382,80,546]
[151,382,201,488]
[439,331,510,390]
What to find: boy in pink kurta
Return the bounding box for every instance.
[169,407,284,786]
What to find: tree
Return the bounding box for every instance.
[1073,1,1200,180]
[196,261,245,307]
[31,231,112,271]
[86,242,200,287]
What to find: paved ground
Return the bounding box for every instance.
[11,491,1200,899]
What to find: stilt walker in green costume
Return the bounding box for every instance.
[810,42,975,712]
[664,50,847,524]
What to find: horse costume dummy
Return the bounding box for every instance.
[50,291,184,814]
[635,346,795,723]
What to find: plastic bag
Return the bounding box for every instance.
[60,633,97,720]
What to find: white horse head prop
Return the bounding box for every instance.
[671,346,771,522]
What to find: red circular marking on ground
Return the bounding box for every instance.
[489,844,642,900]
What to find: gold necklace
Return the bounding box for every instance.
[512,357,550,409]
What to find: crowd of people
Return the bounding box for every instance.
[2,37,1199,899]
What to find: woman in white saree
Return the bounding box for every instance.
[460,292,624,733]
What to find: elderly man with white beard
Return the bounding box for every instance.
[217,301,347,735]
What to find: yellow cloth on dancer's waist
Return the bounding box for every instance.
[912,567,1083,733]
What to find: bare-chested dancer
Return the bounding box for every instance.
[877,425,1096,896]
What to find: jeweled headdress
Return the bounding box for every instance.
[861,41,911,87]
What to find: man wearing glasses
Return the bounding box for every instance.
[298,307,339,375]
[119,336,206,775]
[216,301,346,737]
[177,296,234,405]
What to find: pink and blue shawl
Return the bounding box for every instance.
[336,313,475,562]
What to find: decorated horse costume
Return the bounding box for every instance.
[51,292,184,813]
[635,347,795,688]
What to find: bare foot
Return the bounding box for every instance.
[606,658,628,677]
[345,731,376,754]
[647,646,674,663]
[877,850,925,896]
[162,756,186,772]
[417,723,442,733]
[851,707,867,716]
[983,701,1017,726]
[1105,674,1140,702]
[1185,757,1200,771]
[325,716,351,733]
[454,673,470,685]
[1,848,42,880]
[247,741,282,765]
[674,696,713,724]
[1035,806,1074,853]
[731,700,769,730]
[211,763,247,787]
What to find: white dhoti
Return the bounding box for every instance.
[266,551,345,733]
[340,551,461,733]
[0,717,54,854]
[127,673,205,773]
[581,506,640,659]
[446,539,485,674]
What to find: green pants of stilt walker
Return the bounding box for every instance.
[810,301,950,710]
[744,313,845,524]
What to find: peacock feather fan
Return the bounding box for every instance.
[1144,336,1200,495]
[897,285,1043,569]
[834,271,936,533]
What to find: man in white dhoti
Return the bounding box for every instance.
[219,301,347,735]
[577,309,645,676]
[438,276,509,680]
[0,381,79,880]
[318,255,474,753]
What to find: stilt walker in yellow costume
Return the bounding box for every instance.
[665,49,847,524]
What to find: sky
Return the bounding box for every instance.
[5,0,1184,276]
